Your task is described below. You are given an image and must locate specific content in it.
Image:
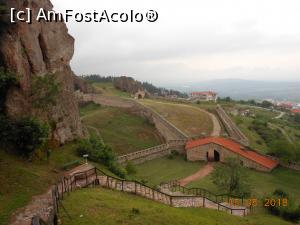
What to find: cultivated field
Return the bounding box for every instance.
[141,100,215,137]
[80,104,164,155]
[58,188,294,225]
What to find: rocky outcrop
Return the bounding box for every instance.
[73,75,95,93]
[0,0,85,143]
[113,76,146,94]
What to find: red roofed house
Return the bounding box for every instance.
[190,91,218,103]
[186,137,278,172]
[292,109,300,114]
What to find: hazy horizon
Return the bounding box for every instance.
[52,0,300,85]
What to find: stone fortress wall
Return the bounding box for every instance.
[216,105,249,146]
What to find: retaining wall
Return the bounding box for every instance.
[216,105,249,146]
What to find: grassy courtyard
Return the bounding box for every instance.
[58,188,294,225]
[141,100,213,137]
[80,104,164,155]
[131,155,204,187]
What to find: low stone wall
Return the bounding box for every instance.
[75,92,135,108]
[280,161,300,171]
[216,105,249,146]
[117,140,187,165]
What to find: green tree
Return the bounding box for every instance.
[211,157,251,196]
[13,117,50,158]
[294,114,300,124]
[0,69,17,112]
[125,161,137,175]
[269,140,296,162]
[261,100,273,108]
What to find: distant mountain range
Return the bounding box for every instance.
[168,79,300,102]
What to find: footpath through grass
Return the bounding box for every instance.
[81,105,164,155]
[59,188,294,225]
[132,155,204,187]
[142,100,213,137]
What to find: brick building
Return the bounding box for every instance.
[185,137,278,172]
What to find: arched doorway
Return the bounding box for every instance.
[214,150,220,161]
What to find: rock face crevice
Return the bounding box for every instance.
[0,0,85,143]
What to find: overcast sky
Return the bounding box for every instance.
[52,0,300,85]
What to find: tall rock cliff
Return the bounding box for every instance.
[0,0,85,143]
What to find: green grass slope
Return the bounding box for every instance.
[142,100,213,137]
[132,156,204,187]
[81,105,164,155]
[188,167,300,204]
[0,144,113,225]
[59,188,294,225]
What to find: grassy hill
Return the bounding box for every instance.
[0,144,114,225]
[80,103,164,155]
[223,104,300,155]
[142,100,213,137]
[92,82,131,98]
[59,188,294,225]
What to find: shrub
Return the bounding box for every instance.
[109,162,127,178]
[0,115,49,157]
[273,189,288,198]
[0,69,17,112]
[125,161,137,175]
[76,136,126,178]
[13,117,50,157]
[264,190,300,223]
[30,74,60,110]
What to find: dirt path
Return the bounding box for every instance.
[178,163,215,186]
[195,108,221,137]
[268,123,294,144]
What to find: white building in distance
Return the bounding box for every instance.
[190,91,218,103]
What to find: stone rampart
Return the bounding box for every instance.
[117,140,187,165]
[216,105,249,146]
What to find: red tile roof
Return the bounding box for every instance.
[186,137,278,170]
[292,109,300,114]
[191,91,217,96]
